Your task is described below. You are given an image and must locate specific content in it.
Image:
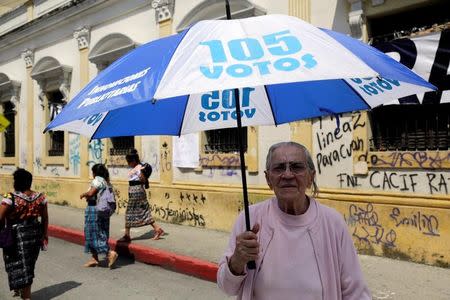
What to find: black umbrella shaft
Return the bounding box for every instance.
[234,89,256,271]
[225,0,231,20]
[234,89,251,232]
[227,0,255,270]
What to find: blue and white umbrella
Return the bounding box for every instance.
[45,14,435,258]
[46,14,435,139]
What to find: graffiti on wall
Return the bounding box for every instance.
[198,153,240,177]
[346,203,397,248]
[160,142,172,172]
[34,181,61,198]
[368,151,450,169]
[315,113,450,195]
[345,203,440,249]
[87,140,103,167]
[315,113,366,174]
[337,171,449,194]
[69,135,80,174]
[116,189,207,227]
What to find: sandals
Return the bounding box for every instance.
[117,235,131,243]
[152,228,165,240]
[83,258,99,267]
[108,250,119,269]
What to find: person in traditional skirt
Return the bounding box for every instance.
[0,168,48,300]
[80,164,118,268]
[118,149,164,242]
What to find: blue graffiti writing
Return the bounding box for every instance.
[69,136,81,174]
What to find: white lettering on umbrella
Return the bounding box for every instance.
[77,67,152,108]
[78,82,141,108]
[88,67,151,95]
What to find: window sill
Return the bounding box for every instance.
[200,153,242,168]
[0,156,17,166]
[107,155,128,167]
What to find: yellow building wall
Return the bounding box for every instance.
[1,0,448,270]
[2,172,448,267]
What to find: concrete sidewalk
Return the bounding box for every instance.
[47,204,450,299]
[48,204,226,282]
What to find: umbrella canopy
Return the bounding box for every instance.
[45,14,435,137]
[45,15,435,269]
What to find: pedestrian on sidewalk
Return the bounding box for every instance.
[80,163,118,269]
[0,168,49,300]
[118,149,164,243]
[217,141,371,300]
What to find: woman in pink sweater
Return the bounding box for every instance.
[217,142,371,300]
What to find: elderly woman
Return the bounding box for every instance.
[0,169,48,300]
[217,142,370,300]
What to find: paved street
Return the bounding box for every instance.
[0,238,230,300]
[1,239,449,299]
[360,254,450,299]
[1,204,449,299]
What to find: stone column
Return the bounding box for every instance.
[22,49,35,171]
[152,0,175,185]
[73,26,91,178]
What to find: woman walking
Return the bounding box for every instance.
[80,163,118,268]
[0,168,49,300]
[118,149,164,242]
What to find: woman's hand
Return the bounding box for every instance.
[229,223,260,275]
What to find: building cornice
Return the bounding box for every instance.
[0,0,107,52]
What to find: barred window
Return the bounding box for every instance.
[109,137,134,156]
[204,127,247,154]
[370,103,450,151]
[47,90,65,156]
[2,101,15,157]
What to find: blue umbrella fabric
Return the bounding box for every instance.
[45,14,435,138]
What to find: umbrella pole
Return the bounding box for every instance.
[226,0,255,270]
[234,88,256,270]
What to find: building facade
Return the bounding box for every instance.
[0,0,449,267]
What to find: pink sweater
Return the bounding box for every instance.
[217,197,371,300]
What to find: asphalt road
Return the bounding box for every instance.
[0,238,230,300]
[1,237,450,299]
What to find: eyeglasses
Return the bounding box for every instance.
[269,161,308,176]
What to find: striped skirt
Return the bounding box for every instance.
[125,185,154,228]
[3,220,42,290]
[84,206,110,254]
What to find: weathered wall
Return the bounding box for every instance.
[0,0,449,268]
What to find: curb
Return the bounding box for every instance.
[48,224,219,282]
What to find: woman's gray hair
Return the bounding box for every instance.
[265,141,319,197]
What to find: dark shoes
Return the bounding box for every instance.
[117,235,131,243]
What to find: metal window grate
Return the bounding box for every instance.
[109,137,134,156]
[369,103,450,151]
[204,127,247,153]
[47,90,65,157]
